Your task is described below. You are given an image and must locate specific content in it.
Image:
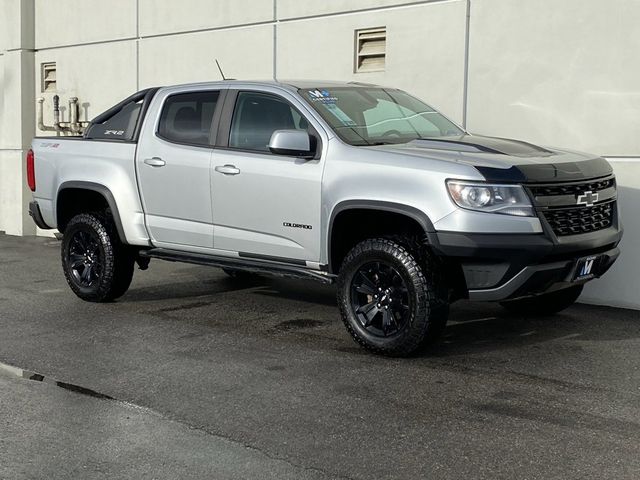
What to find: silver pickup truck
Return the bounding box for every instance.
[28,80,622,355]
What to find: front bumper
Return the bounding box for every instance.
[432,225,622,301]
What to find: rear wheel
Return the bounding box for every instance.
[61,213,135,302]
[500,285,583,315]
[337,238,448,356]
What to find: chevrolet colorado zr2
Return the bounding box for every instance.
[27,80,622,355]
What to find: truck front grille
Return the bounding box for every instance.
[543,201,615,236]
[528,176,617,237]
[529,177,615,197]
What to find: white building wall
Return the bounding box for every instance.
[582,160,640,310]
[138,25,274,88]
[1,0,639,308]
[138,0,274,36]
[34,0,137,49]
[276,0,467,124]
[466,0,640,156]
[0,0,35,236]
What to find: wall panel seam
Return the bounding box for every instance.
[33,0,464,51]
[4,48,36,53]
[273,0,278,80]
[278,0,462,22]
[461,0,470,128]
[35,36,138,52]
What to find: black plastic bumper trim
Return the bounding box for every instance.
[432,227,622,300]
[467,246,619,301]
[28,201,52,230]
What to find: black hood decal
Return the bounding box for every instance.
[407,135,612,183]
[409,135,555,158]
[374,134,613,183]
[477,157,613,183]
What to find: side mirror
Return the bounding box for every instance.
[268,130,315,158]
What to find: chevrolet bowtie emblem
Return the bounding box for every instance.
[577,191,598,207]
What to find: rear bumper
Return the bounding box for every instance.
[29,201,52,230]
[432,226,622,301]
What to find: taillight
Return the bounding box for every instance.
[26,148,35,192]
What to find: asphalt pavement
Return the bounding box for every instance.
[0,233,639,479]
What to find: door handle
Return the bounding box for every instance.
[144,157,166,167]
[215,164,241,175]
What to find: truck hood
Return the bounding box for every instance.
[365,134,612,183]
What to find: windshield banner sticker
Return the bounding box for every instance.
[307,89,338,104]
[307,89,356,125]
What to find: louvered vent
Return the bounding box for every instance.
[41,62,57,92]
[355,27,386,73]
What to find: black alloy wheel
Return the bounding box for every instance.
[67,230,103,288]
[337,238,449,356]
[61,213,135,302]
[350,261,411,337]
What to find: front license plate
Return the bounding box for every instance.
[574,255,599,281]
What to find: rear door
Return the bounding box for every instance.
[136,88,225,251]
[210,88,326,262]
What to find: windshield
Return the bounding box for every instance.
[299,86,464,146]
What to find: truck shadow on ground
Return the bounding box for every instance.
[122,274,261,302]
[248,276,640,356]
[122,271,640,356]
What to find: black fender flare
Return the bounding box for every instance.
[56,181,127,244]
[327,200,439,272]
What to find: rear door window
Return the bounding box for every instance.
[157,91,220,146]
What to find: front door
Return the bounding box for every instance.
[211,90,324,262]
[136,89,222,251]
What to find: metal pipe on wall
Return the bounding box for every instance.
[52,95,61,136]
[36,98,57,132]
[36,95,90,135]
[69,97,79,134]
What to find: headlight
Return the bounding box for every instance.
[446,180,535,217]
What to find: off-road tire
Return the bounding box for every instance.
[61,213,135,302]
[500,285,583,315]
[337,238,449,356]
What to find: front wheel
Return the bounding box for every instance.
[500,285,583,315]
[337,238,449,356]
[61,213,135,302]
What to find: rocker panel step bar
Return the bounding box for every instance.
[139,248,336,285]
